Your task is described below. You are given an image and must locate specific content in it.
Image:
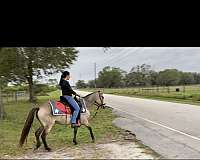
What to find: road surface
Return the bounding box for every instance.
[77,90,200,159]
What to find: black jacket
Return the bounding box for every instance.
[60,80,77,96]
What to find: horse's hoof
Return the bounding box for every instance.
[46,147,52,152]
[33,148,38,152]
[73,141,78,145]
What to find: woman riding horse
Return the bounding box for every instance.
[59,71,81,128]
[19,90,105,151]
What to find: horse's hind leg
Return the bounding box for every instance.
[41,123,54,151]
[73,127,78,145]
[34,126,44,150]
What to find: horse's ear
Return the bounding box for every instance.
[98,90,102,93]
[98,90,103,94]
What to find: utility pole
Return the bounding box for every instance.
[94,62,97,88]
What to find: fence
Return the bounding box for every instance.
[126,84,200,97]
[1,91,29,103]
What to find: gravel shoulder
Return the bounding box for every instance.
[11,131,160,159]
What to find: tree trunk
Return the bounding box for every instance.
[27,77,36,102]
[27,60,36,102]
[0,85,5,119]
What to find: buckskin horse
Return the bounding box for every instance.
[19,91,105,151]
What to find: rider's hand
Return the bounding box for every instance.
[76,94,81,97]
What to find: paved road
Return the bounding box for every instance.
[77,90,200,159]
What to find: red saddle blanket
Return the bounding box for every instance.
[54,101,71,114]
[49,100,81,125]
[49,101,72,115]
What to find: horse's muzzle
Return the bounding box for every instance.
[102,103,107,109]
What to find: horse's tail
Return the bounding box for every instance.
[19,107,39,147]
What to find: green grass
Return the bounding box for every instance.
[0,90,122,158]
[81,85,200,106]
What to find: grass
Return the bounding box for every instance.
[80,85,200,106]
[0,90,122,158]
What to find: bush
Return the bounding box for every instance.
[2,85,28,93]
[34,84,57,95]
[191,94,200,101]
[36,91,49,96]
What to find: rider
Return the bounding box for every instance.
[59,71,80,128]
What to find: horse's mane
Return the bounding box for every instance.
[83,91,100,98]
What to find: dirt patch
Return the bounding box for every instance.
[9,130,160,159]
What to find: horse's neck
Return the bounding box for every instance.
[84,94,96,108]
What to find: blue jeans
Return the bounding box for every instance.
[64,95,80,124]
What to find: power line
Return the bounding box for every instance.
[78,48,134,75]
[109,47,144,67]
[80,48,143,81]
[97,47,133,68]
[97,47,143,70]
[76,48,144,81]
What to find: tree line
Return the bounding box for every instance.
[76,64,200,88]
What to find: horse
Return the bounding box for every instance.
[19,91,105,151]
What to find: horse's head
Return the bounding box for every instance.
[83,90,106,109]
[94,90,106,109]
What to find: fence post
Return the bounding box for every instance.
[156,86,159,93]
[183,85,186,99]
[6,93,8,103]
[183,85,185,93]
[15,91,17,102]
[167,86,170,94]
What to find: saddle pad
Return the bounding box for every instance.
[49,100,71,115]
[79,98,87,113]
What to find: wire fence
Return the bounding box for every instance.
[1,91,29,103]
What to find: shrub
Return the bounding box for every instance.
[191,94,200,101]
[34,84,57,95]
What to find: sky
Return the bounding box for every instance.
[48,47,200,86]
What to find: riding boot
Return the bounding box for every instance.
[71,123,80,128]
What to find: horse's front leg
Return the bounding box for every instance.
[73,127,78,145]
[85,125,95,143]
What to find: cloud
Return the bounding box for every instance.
[49,47,200,85]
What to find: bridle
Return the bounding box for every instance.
[94,91,106,109]
[93,91,106,118]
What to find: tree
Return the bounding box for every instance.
[125,64,153,87]
[76,80,87,89]
[149,70,159,86]
[193,73,200,84]
[48,78,58,86]
[102,47,111,52]
[0,47,78,102]
[157,69,181,86]
[97,66,125,88]
[87,80,95,88]
[180,72,195,85]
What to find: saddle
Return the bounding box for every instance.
[49,96,86,124]
[60,96,86,113]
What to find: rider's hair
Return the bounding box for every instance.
[59,71,70,86]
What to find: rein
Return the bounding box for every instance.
[92,103,102,118]
[81,91,106,120]
[91,91,106,119]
